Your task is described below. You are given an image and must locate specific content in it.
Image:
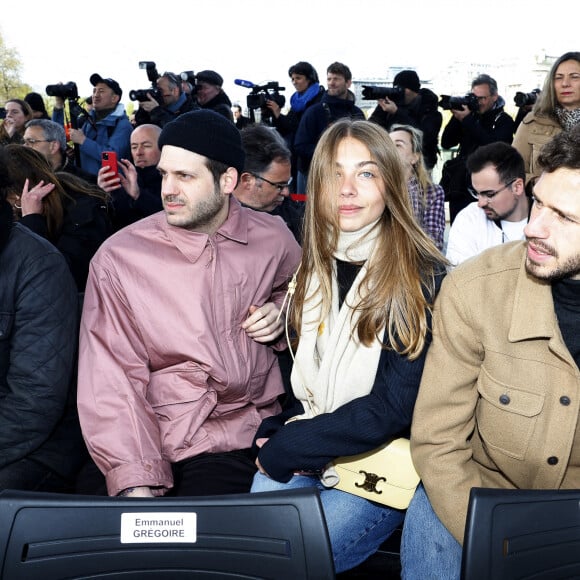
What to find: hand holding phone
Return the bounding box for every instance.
[101,151,118,177]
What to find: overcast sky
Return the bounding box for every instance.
[2,0,572,107]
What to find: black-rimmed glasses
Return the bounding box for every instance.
[250,173,293,194]
[468,179,516,201]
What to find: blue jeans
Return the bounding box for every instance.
[401,484,462,579]
[251,471,404,573]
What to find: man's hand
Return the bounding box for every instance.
[20,178,55,216]
[139,93,161,113]
[119,486,154,498]
[98,160,141,199]
[451,105,471,121]
[265,99,281,118]
[242,303,284,343]
[69,127,86,145]
[117,159,140,200]
[97,165,122,192]
[378,97,398,115]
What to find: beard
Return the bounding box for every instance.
[525,238,580,281]
[163,185,226,232]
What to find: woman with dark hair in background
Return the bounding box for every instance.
[267,61,325,191]
[1,145,112,290]
[513,51,580,186]
[0,99,33,145]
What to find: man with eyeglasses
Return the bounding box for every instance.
[233,124,304,243]
[446,142,530,267]
[23,119,95,182]
[402,122,580,580]
[440,74,516,223]
[134,72,199,128]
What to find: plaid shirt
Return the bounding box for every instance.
[407,175,446,250]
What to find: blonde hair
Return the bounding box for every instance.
[293,119,445,359]
[389,123,435,215]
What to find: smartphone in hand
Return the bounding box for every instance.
[101,151,119,177]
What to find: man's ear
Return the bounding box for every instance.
[49,141,61,156]
[221,167,239,194]
[513,177,526,197]
[239,172,254,190]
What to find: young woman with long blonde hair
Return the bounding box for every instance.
[251,119,446,573]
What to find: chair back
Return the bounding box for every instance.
[461,487,580,580]
[0,487,334,579]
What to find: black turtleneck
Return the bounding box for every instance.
[336,259,363,308]
[552,278,580,368]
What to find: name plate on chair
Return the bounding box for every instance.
[120,512,197,543]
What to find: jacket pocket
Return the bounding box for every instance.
[147,362,217,456]
[476,368,544,460]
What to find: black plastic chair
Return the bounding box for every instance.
[0,487,335,579]
[461,487,580,580]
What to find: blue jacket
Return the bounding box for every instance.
[79,104,133,175]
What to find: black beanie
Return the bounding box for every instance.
[158,110,245,174]
[393,70,421,93]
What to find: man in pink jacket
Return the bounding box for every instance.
[77,110,301,498]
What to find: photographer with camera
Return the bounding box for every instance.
[369,70,442,171]
[68,73,132,177]
[513,51,580,186]
[134,71,199,128]
[294,62,365,192]
[195,70,234,121]
[440,73,515,223]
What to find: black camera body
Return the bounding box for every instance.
[129,61,163,103]
[46,81,79,100]
[514,89,540,108]
[0,107,5,120]
[246,82,286,120]
[129,88,163,102]
[361,85,404,103]
[439,93,479,113]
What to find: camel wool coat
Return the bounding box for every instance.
[411,241,580,543]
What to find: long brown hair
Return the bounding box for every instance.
[292,119,446,359]
[2,144,69,239]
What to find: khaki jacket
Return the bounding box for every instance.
[512,112,561,184]
[411,242,580,543]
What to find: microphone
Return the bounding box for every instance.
[234,79,255,88]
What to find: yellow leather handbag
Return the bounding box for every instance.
[331,438,420,509]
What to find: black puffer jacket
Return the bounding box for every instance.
[0,201,86,483]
